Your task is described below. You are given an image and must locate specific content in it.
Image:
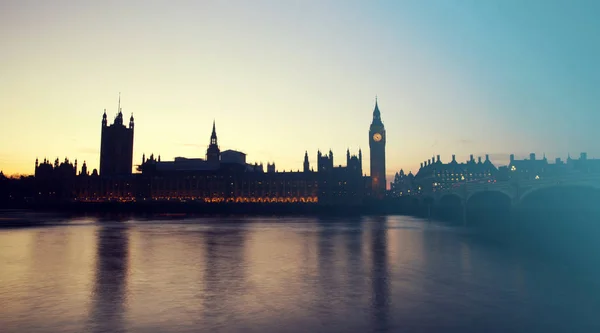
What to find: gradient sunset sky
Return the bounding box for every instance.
[1,0,599,179]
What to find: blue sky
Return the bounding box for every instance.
[0,0,598,178]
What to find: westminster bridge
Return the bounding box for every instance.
[415,173,600,227]
[410,173,600,262]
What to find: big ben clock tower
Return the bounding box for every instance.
[369,98,386,199]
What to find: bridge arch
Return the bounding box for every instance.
[466,190,511,208]
[465,190,512,228]
[519,182,600,204]
[515,184,600,260]
[439,193,463,206]
[466,188,513,204]
[437,194,464,223]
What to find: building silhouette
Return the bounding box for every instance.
[389,154,499,195]
[27,99,385,205]
[16,93,600,209]
[500,152,600,181]
[392,152,600,196]
[413,154,498,193]
[33,157,79,201]
[20,99,402,206]
[100,94,134,177]
[206,121,220,164]
[133,122,365,204]
[390,169,415,197]
[369,98,386,198]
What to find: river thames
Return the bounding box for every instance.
[1,215,599,332]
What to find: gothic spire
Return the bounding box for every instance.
[210,120,218,146]
[102,108,107,126]
[113,93,124,125]
[371,96,383,125]
[303,151,309,172]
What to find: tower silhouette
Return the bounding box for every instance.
[369,97,386,198]
[206,120,220,163]
[99,93,134,176]
[303,151,310,172]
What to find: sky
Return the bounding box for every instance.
[1,0,599,181]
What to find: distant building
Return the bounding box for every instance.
[506,153,551,180]
[133,121,365,205]
[414,154,498,193]
[33,157,79,201]
[139,155,216,173]
[30,100,386,205]
[100,95,134,176]
[315,149,364,205]
[369,98,386,198]
[206,121,220,164]
[507,152,600,180]
[567,152,600,173]
[35,157,77,179]
[390,169,415,196]
[221,150,246,165]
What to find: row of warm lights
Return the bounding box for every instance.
[75,196,319,203]
[150,192,317,196]
[77,197,135,202]
[153,196,319,203]
[432,179,496,186]
[76,192,133,196]
[435,173,493,177]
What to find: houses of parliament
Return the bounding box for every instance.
[30,98,388,205]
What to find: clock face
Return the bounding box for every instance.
[373,133,382,142]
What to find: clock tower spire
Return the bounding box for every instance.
[206,120,220,163]
[369,97,386,199]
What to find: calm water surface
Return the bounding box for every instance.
[1,216,599,333]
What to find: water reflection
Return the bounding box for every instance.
[316,217,337,294]
[88,223,129,333]
[343,217,364,306]
[202,223,247,329]
[1,216,600,332]
[313,216,391,331]
[369,216,390,332]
